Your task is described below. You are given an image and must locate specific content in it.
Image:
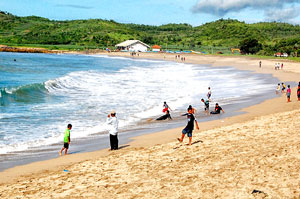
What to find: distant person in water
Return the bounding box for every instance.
[201,98,209,113]
[162,101,172,113]
[286,85,291,102]
[276,83,281,94]
[178,107,199,145]
[281,83,286,93]
[297,82,300,101]
[59,124,72,156]
[156,110,172,121]
[210,103,224,114]
[207,87,211,101]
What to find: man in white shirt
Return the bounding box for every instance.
[107,110,119,150]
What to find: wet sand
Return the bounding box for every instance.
[0,52,299,198]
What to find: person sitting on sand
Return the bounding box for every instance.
[210,103,225,114]
[156,110,172,121]
[178,107,199,145]
[59,124,72,156]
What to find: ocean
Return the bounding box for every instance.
[0,52,277,168]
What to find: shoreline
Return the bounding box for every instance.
[0,52,299,188]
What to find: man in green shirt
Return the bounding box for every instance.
[59,124,72,156]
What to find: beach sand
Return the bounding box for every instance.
[0,53,299,198]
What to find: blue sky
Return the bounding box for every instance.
[1,0,300,26]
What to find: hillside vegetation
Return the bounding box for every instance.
[1,11,300,55]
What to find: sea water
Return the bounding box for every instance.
[0,52,275,155]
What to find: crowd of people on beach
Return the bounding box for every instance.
[175,55,186,61]
[274,62,284,70]
[58,80,300,154]
[276,82,300,103]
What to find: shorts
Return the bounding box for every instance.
[287,93,290,98]
[163,108,168,113]
[64,142,69,149]
[205,105,209,111]
[182,128,193,137]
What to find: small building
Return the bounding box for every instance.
[115,40,150,52]
[152,45,161,52]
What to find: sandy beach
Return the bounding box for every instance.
[0,52,299,198]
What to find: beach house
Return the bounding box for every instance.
[115,40,150,52]
[152,45,161,52]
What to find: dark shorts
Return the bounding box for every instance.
[182,128,193,137]
[64,142,69,149]
[205,105,209,111]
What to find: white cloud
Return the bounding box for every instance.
[191,0,300,22]
[265,6,300,22]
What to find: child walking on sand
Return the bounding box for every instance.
[59,124,72,156]
[287,85,291,102]
[178,107,199,145]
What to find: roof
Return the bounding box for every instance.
[152,45,161,49]
[115,40,150,48]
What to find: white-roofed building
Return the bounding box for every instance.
[115,40,150,52]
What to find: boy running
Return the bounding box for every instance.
[59,124,72,156]
[178,107,199,145]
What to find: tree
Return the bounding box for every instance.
[239,38,262,54]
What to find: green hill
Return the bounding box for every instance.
[1,11,300,55]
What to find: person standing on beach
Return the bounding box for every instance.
[281,63,283,70]
[59,124,72,156]
[281,83,286,93]
[287,85,291,102]
[210,103,225,114]
[207,87,212,101]
[297,82,300,101]
[107,110,119,150]
[259,61,262,68]
[178,107,199,145]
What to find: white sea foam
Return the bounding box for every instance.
[0,58,275,154]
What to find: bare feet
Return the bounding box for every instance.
[59,151,62,156]
[177,138,182,143]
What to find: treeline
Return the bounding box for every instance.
[1,11,300,55]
